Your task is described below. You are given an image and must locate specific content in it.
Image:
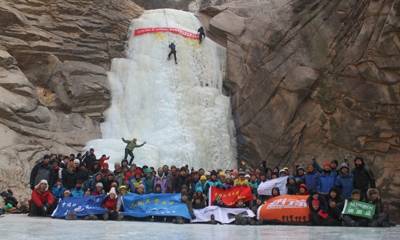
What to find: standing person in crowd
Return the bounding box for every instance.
[317,161,336,196]
[167,42,178,64]
[294,166,306,184]
[197,26,206,44]
[30,155,54,190]
[143,168,155,194]
[286,177,298,195]
[98,154,110,169]
[62,161,77,190]
[205,171,223,196]
[121,138,146,165]
[234,171,249,186]
[352,157,375,200]
[305,163,319,193]
[335,163,353,199]
[82,148,97,173]
[154,167,168,193]
[29,180,55,217]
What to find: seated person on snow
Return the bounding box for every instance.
[29,179,56,217]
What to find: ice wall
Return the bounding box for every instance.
[86,9,236,170]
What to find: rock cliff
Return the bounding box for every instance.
[198,0,400,220]
[0,0,142,200]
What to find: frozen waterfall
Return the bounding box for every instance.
[86,9,237,170]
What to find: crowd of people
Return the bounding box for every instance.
[19,145,395,227]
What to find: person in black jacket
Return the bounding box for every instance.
[168,42,177,64]
[82,148,97,173]
[30,155,55,190]
[352,157,375,200]
[62,162,77,190]
[197,27,206,44]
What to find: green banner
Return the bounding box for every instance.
[342,200,376,219]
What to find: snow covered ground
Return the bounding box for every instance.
[1,215,398,240]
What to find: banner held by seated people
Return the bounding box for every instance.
[257,176,288,196]
[122,193,191,219]
[342,200,376,219]
[192,206,255,224]
[257,195,310,224]
[51,195,106,218]
[209,186,253,206]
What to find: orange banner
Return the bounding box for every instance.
[210,186,253,207]
[257,195,310,224]
[133,27,199,40]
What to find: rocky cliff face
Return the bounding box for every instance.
[198,0,400,220]
[0,0,142,200]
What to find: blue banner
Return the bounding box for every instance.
[122,193,191,219]
[51,195,106,218]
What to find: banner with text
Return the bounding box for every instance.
[192,206,255,224]
[257,176,288,196]
[122,193,191,219]
[257,195,310,224]
[209,186,253,207]
[134,27,199,40]
[51,195,106,219]
[342,200,376,219]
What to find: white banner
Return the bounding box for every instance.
[192,206,255,224]
[257,176,288,195]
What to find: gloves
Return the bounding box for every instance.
[318,210,328,219]
[42,204,48,213]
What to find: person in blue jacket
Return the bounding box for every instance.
[204,171,223,196]
[305,163,319,193]
[335,163,353,199]
[317,161,336,195]
[51,179,65,200]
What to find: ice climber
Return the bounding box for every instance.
[122,138,146,165]
[168,42,177,64]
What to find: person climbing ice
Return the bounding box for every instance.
[197,26,206,44]
[168,42,177,64]
[121,137,146,165]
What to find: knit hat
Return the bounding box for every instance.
[144,168,152,174]
[200,175,207,181]
[35,179,49,191]
[322,161,331,168]
[95,182,103,188]
[339,162,349,170]
[108,187,117,196]
[351,189,361,195]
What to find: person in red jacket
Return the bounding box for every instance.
[98,154,110,170]
[29,179,56,217]
[102,187,122,220]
